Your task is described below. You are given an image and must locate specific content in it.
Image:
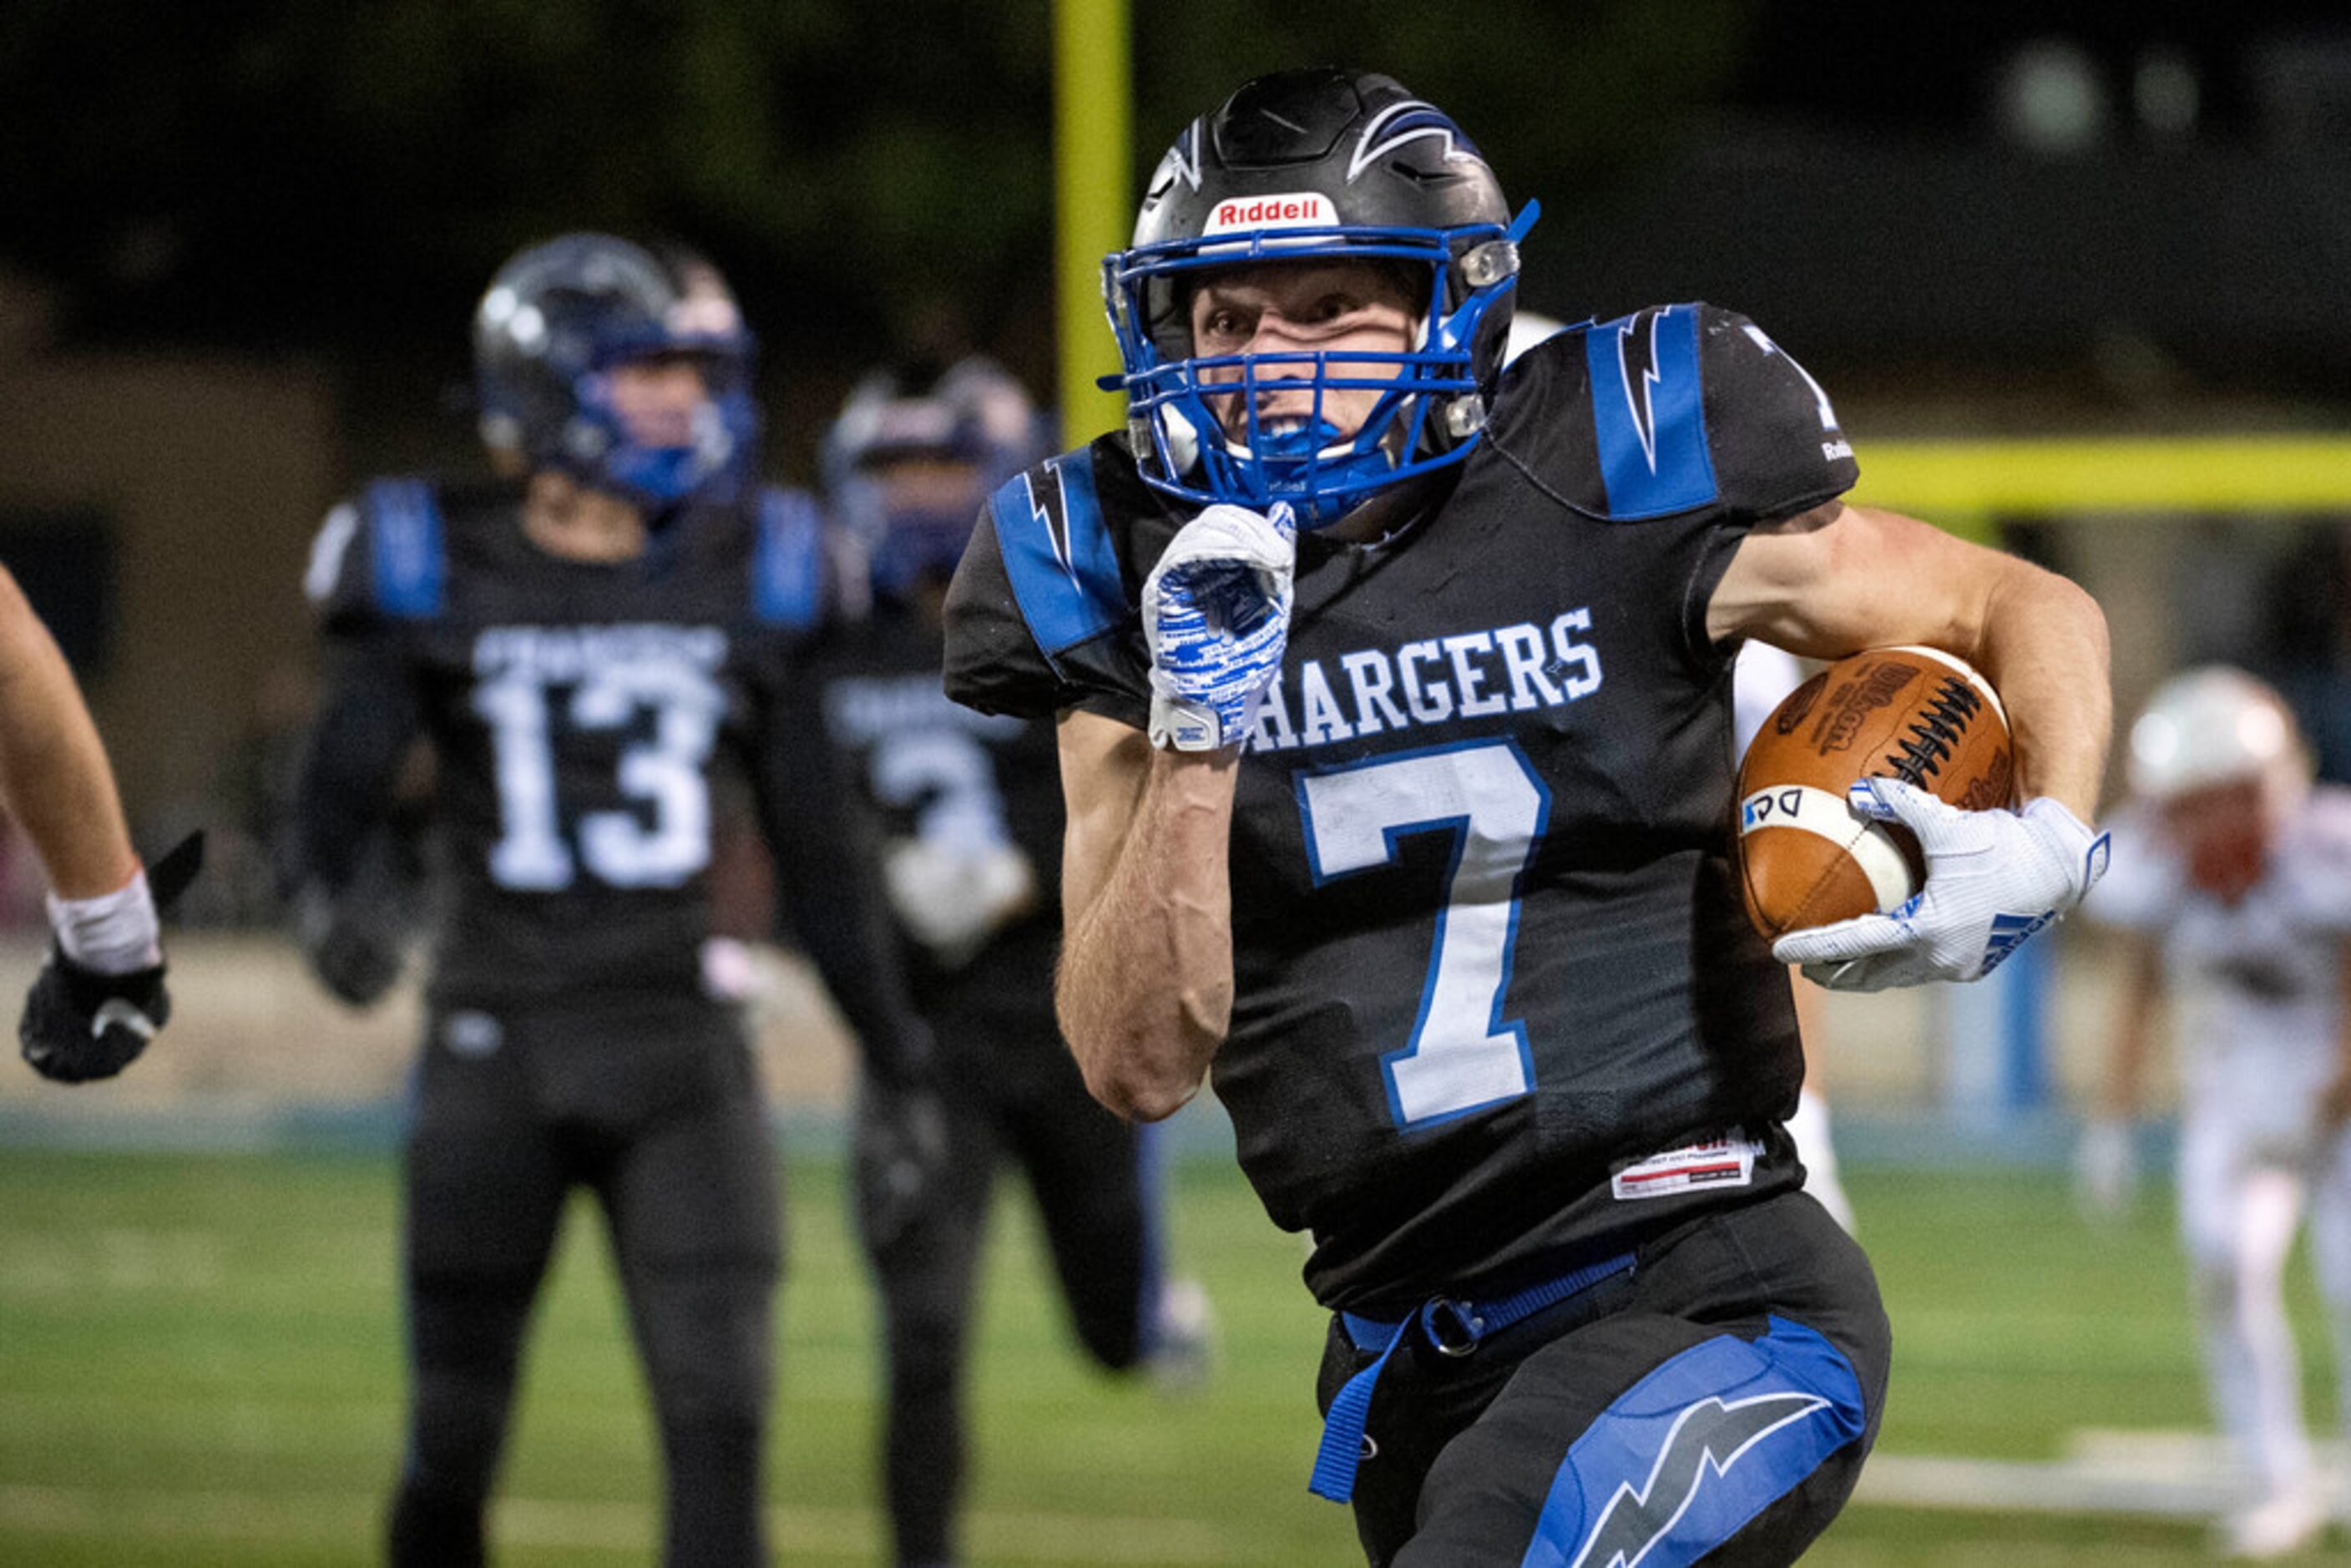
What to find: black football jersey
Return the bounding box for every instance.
[944,303,1860,1313]
[803,595,1064,1019]
[295,479,911,1036]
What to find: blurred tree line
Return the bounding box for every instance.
[0,0,1754,469]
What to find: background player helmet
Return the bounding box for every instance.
[822,357,1045,597]
[2128,665,2313,899]
[1105,68,1538,529]
[2126,665,2312,805]
[473,233,757,511]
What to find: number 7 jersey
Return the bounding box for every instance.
[297,478,843,1010]
[945,304,1860,1313]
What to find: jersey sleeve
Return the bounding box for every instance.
[2080,803,2179,933]
[2278,787,2351,932]
[286,625,425,897]
[289,480,442,894]
[749,485,862,636]
[942,443,1154,731]
[1695,306,1860,523]
[1494,306,1858,679]
[302,478,449,637]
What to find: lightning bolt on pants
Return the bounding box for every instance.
[1312,1190,1888,1567]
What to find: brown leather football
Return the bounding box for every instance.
[1734,645,2015,938]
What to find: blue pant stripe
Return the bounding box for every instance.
[1519,1315,1864,1568]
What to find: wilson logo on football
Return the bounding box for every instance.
[1203,192,1337,235]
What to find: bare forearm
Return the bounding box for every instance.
[1711,508,2111,821]
[1974,564,2111,821]
[1057,748,1238,1120]
[0,572,139,898]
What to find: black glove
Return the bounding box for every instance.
[853,1077,953,1257]
[20,951,169,1084]
[295,883,406,1008]
[19,832,203,1084]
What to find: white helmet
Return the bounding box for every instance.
[2126,665,2310,803]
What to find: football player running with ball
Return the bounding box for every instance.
[943,69,2112,1565]
[2081,668,2351,1560]
[811,358,1212,1568]
[288,235,938,1568]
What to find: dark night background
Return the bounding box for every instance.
[5,1,2348,468]
[0,0,2347,840]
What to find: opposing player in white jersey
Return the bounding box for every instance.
[2081,666,2351,1560]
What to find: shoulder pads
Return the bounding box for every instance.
[985,446,1128,663]
[1580,303,1722,520]
[305,477,447,624]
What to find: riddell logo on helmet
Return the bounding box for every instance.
[1203,193,1336,235]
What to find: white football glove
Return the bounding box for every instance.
[1772,778,2111,992]
[1141,503,1296,751]
[882,837,1038,969]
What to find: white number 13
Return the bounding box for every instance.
[475,660,723,891]
[1297,741,1549,1127]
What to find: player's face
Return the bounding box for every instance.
[601,353,715,448]
[872,453,988,521]
[2161,777,2273,903]
[1187,260,1418,445]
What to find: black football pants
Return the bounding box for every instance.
[1315,1189,1889,1567]
[387,998,780,1568]
[852,1005,1158,1568]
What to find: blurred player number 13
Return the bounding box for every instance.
[472,631,727,892]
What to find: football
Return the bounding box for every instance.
[1734,645,2015,938]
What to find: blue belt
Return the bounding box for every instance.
[1309,1251,1637,1504]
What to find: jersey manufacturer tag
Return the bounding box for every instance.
[1610,1134,1762,1201]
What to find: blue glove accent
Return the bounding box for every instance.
[1142,503,1297,751]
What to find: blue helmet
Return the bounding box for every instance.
[1105,69,1537,529]
[473,234,758,511]
[822,357,1045,597]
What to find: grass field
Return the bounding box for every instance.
[2,1146,2348,1565]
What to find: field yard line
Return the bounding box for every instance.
[1858,1454,2229,1518]
[0,1483,1233,1561]
[0,1483,369,1539]
[1858,1429,2351,1520]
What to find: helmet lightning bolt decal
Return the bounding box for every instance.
[1347,100,1484,184]
[1617,307,1666,473]
[1168,122,1204,192]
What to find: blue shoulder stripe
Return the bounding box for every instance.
[363,478,445,618]
[989,451,1126,660]
[1585,304,1720,519]
[753,487,827,630]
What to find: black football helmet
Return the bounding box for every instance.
[822,357,1046,596]
[473,234,757,510]
[1105,68,1536,528]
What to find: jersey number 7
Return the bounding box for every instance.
[1297,740,1550,1127]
